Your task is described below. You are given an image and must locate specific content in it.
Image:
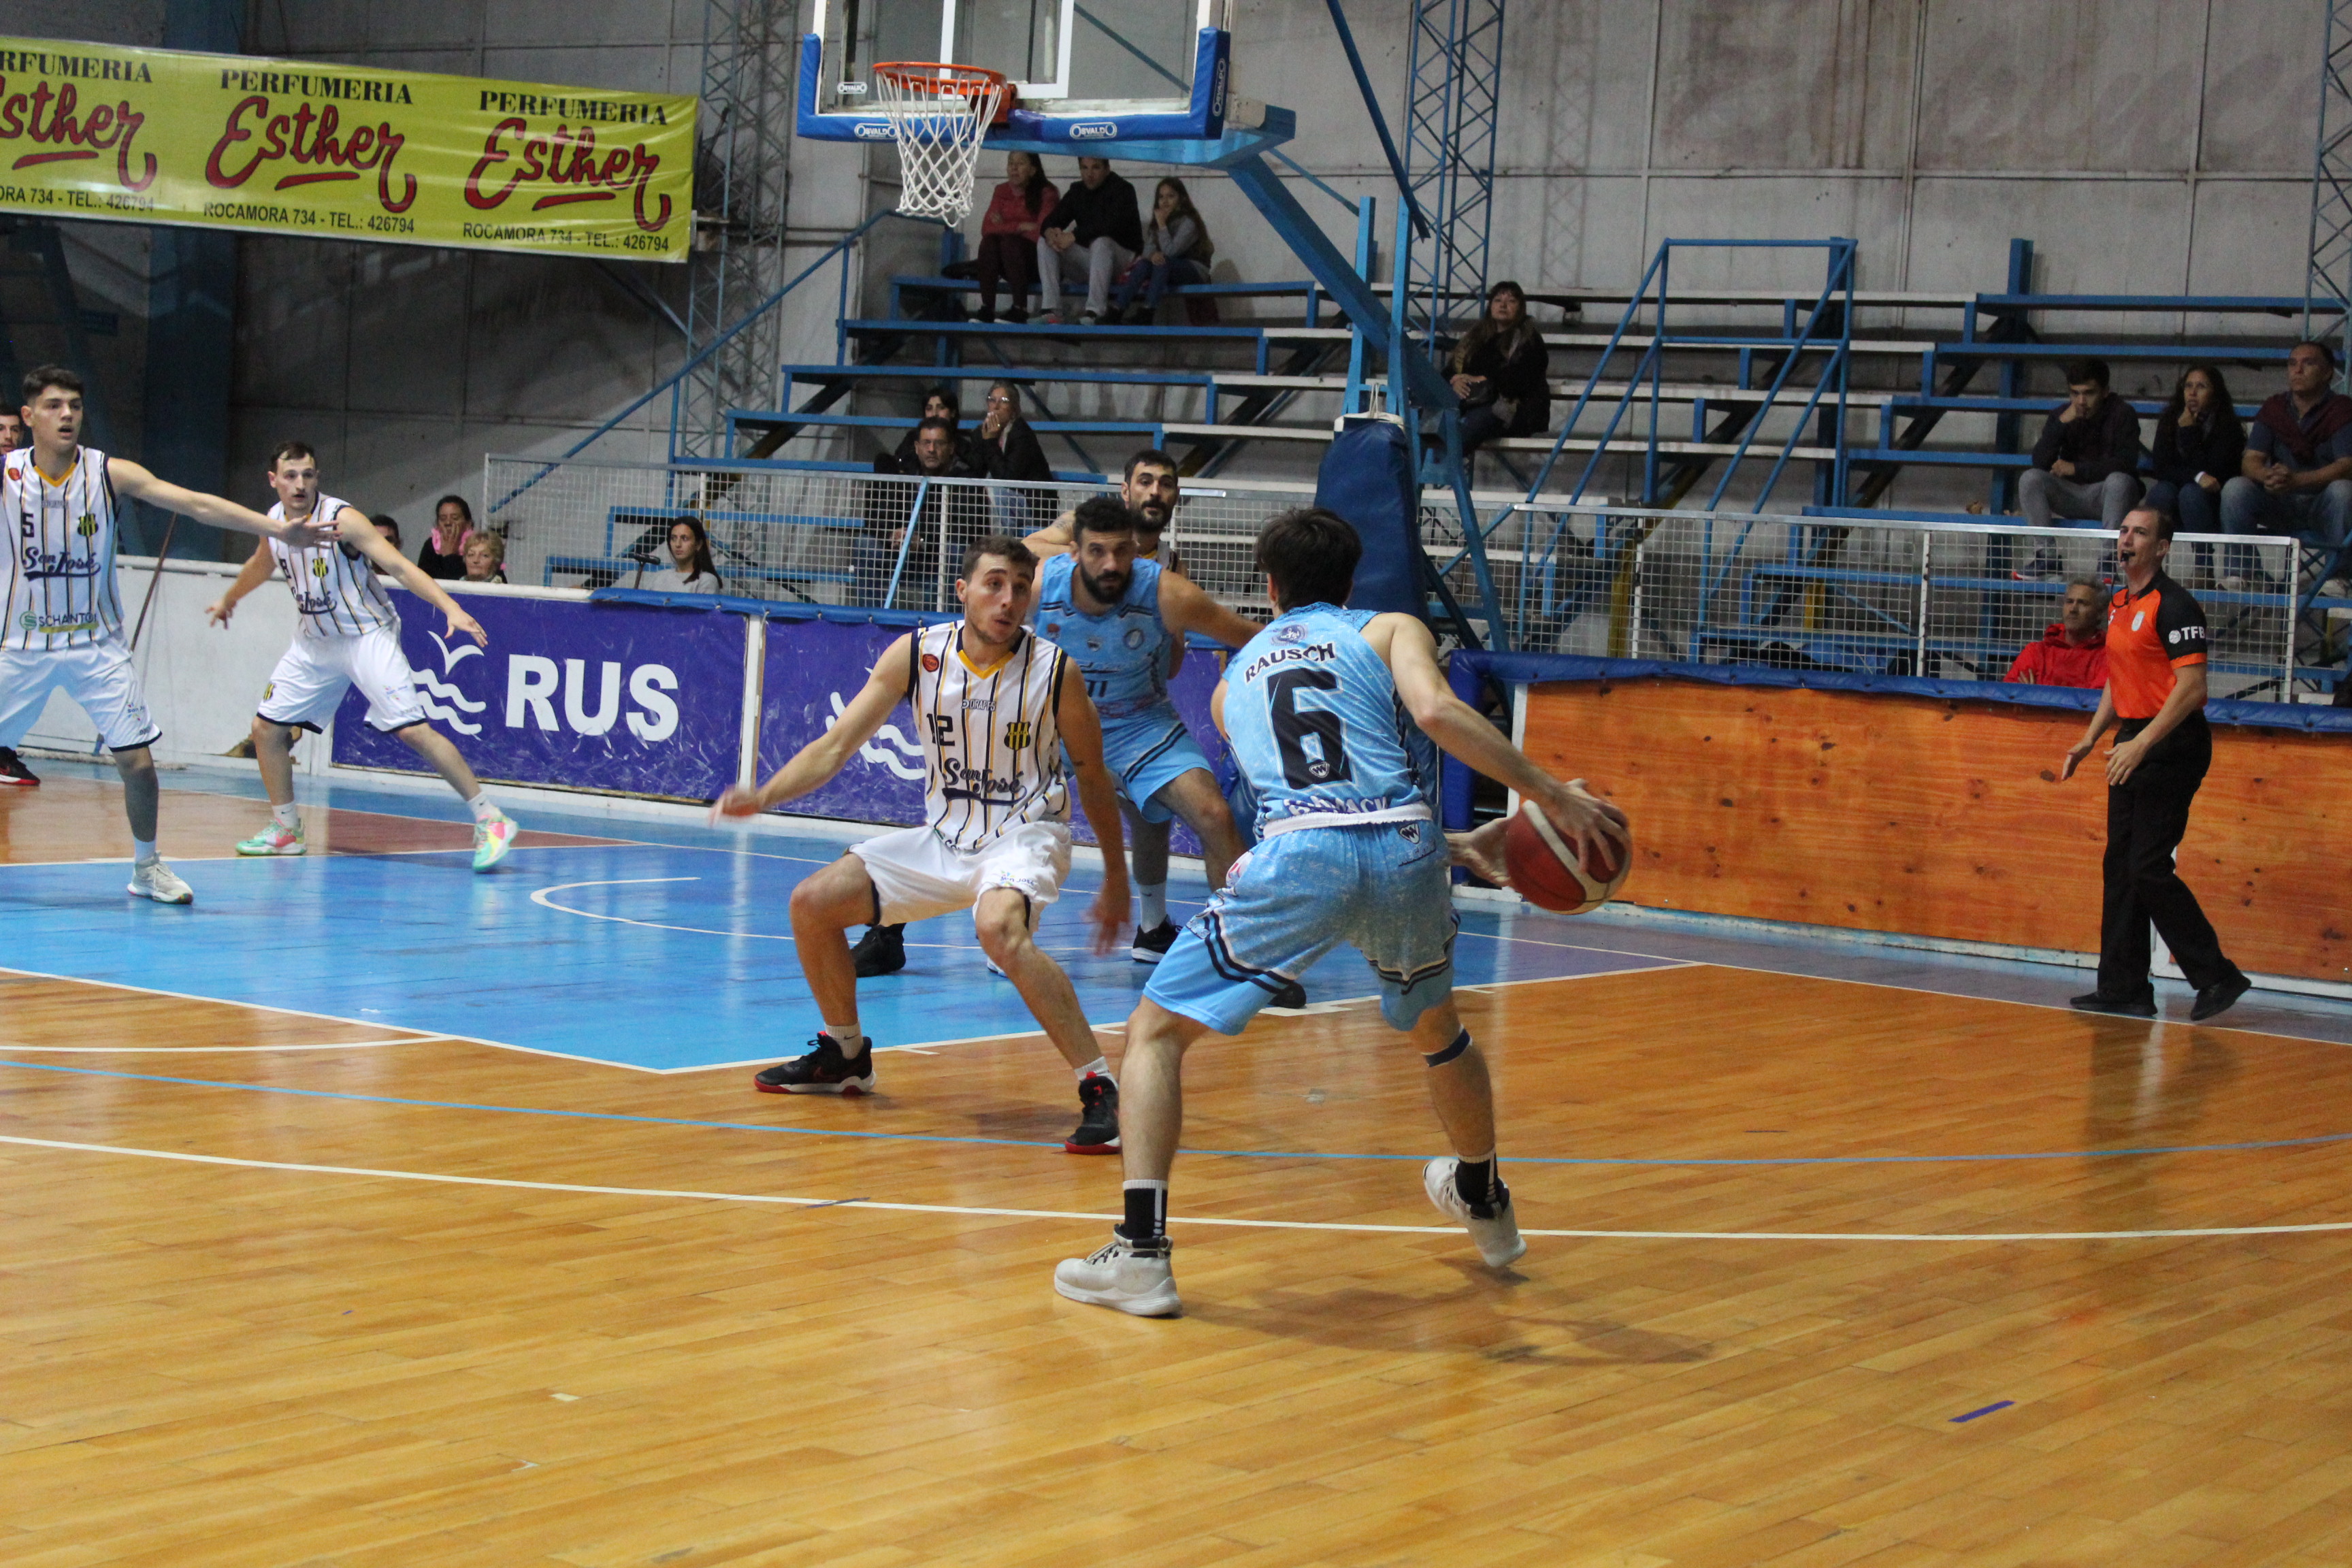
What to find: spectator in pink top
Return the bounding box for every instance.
[971,152,1058,324]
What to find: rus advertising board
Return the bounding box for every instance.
[0,37,694,259]
[331,592,745,798]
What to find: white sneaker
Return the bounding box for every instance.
[1054,1232,1181,1317]
[127,858,194,905]
[472,811,517,872]
[1424,1157,1527,1267]
[235,820,306,856]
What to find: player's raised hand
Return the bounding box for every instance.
[269,512,338,549]
[1535,777,1629,868]
[446,608,489,648]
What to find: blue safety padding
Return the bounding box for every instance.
[1452,651,2352,734]
[1317,417,1423,619]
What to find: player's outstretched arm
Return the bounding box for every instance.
[712,636,915,819]
[346,512,487,647]
[1369,612,1629,860]
[1156,571,1262,651]
[207,540,278,627]
[105,457,336,546]
[1055,667,1131,955]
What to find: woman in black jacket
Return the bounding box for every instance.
[2144,363,2244,539]
[969,380,1055,533]
[1450,280,1550,457]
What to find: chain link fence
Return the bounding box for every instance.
[1507,504,2310,700]
[480,457,2324,700]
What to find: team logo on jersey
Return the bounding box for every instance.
[1003,719,1034,749]
[1275,623,1305,643]
[1123,627,1145,648]
[2132,610,2146,632]
[1043,621,1062,637]
[921,651,941,672]
[312,558,331,578]
[76,512,98,538]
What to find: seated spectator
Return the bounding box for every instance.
[2004,575,2109,687]
[2143,364,2244,581]
[1112,178,1213,325]
[370,514,402,572]
[860,416,984,606]
[663,517,723,594]
[461,529,508,584]
[887,387,964,471]
[2220,339,2352,587]
[971,152,1056,323]
[0,408,23,450]
[2020,359,2144,546]
[1450,280,1550,457]
[1036,157,1142,326]
[417,495,474,580]
[970,380,1055,534]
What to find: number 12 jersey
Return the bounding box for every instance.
[1220,603,1439,839]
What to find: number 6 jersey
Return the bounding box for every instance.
[1221,602,1439,839]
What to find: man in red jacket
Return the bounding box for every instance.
[2005,576,2110,687]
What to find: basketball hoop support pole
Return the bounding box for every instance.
[1225,152,1508,649]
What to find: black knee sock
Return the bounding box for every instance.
[1454,1156,1497,1209]
[1118,1180,1169,1243]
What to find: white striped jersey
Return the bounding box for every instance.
[2,444,126,652]
[267,495,399,640]
[908,620,1071,853]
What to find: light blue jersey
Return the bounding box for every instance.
[1035,552,1175,721]
[1221,604,1439,838]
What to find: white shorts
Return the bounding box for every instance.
[850,821,1071,928]
[0,639,161,752]
[258,626,427,734]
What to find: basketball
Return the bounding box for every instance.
[1503,796,1631,915]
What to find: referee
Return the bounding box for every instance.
[2059,506,2251,1021]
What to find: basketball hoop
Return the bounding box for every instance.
[870,62,1013,227]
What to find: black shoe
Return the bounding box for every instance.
[0,747,37,787]
[1269,977,1308,1010]
[2070,990,2157,1017]
[753,1034,876,1096]
[1067,1073,1120,1154]
[851,923,906,978]
[1130,919,1179,964]
[1007,306,1028,325]
[2190,973,2253,1022]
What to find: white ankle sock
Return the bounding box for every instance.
[133,838,157,865]
[1075,1054,1113,1084]
[824,1024,865,1055]
[271,802,300,830]
[1137,882,1167,929]
[466,791,499,823]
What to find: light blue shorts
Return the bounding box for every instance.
[1143,819,1458,1035]
[1094,704,1213,825]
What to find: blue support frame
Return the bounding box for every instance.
[2306,0,2352,379]
[1399,0,1504,349]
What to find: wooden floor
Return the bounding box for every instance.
[7,789,2352,1563]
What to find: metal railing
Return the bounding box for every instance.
[478,455,2338,699]
[1504,503,2312,700]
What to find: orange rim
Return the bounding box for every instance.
[872,61,1015,125]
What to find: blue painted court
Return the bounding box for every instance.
[0,766,1680,1072]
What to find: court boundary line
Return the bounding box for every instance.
[6,1133,2349,1243]
[0,1037,448,1054]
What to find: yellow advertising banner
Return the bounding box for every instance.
[0,37,697,261]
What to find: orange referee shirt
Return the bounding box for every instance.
[2104,570,2208,720]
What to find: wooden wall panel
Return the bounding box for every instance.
[1522,679,2351,984]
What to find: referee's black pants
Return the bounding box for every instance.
[2097,715,2239,998]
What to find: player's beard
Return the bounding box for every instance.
[1079,564,1129,603]
[1134,499,1170,530]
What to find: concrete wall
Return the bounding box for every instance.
[18,1,2331,515]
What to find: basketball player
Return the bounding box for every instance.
[1,366,338,902]
[206,443,519,870]
[849,448,1201,979]
[1054,507,1629,1316]
[1032,495,1258,962]
[714,534,1134,1154]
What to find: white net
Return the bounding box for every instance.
[872,64,1009,227]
